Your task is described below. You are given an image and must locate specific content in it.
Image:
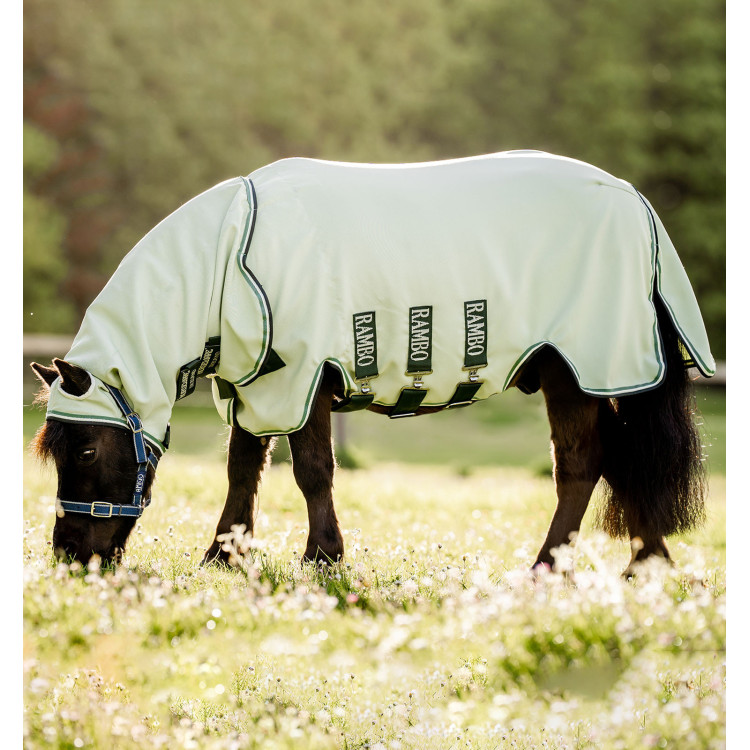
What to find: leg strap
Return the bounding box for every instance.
[446,380,483,408]
[389,387,428,418]
[332,393,375,412]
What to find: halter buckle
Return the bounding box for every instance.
[90,502,114,518]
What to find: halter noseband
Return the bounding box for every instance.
[58,385,160,519]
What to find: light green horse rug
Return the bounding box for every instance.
[45,151,715,447]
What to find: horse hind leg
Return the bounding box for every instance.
[598,384,684,577]
[624,534,671,577]
[598,297,705,576]
[288,365,344,563]
[531,349,604,572]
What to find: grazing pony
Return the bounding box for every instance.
[30,151,714,575]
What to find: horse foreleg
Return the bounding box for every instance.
[202,426,273,565]
[288,367,344,563]
[532,351,603,572]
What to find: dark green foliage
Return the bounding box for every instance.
[23,123,76,332]
[23,0,724,354]
[422,0,725,355]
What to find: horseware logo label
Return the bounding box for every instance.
[176,337,222,400]
[408,306,433,372]
[197,336,221,377]
[176,361,199,400]
[353,311,378,379]
[464,300,488,368]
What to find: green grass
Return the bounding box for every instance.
[24,466,725,747]
[22,383,726,748]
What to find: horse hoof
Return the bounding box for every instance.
[201,547,233,568]
[531,561,552,578]
[302,545,343,565]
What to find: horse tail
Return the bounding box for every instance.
[597,295,707,539]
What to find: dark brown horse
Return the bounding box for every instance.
[30,295,705,575]
[30,153,713,577]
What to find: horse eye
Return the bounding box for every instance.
[76,448,97,466]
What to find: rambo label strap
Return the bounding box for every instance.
[446,300,488,408]
[390,306,433,418]
[338,300,489,416]
[333,311,378,412]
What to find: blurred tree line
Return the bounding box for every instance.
[23,0,725,356]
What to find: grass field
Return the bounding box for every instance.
[22,386,726,749]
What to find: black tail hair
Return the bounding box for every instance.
[597,295,707,539]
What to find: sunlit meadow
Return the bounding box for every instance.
[23,435,726,750]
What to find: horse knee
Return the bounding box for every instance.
[292,445,334,498]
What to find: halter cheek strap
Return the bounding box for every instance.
[57,385,161,519]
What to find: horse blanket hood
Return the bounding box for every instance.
[45,151,715,450]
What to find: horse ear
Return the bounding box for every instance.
[52,358,92,397]
[30,362,59,388]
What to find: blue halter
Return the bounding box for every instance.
[58,385,161,519]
